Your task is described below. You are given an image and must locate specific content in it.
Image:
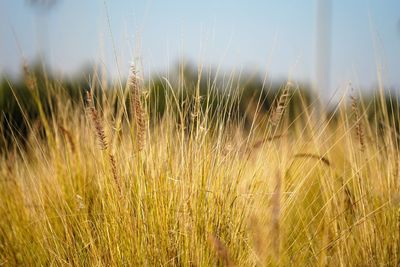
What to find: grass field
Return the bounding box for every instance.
[0,64,399,266]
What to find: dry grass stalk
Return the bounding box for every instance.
[270,82,290,126]
[22,61,37,91]
[293,153,331,166]
[207,234,234,267]
[270,171,281,262]
[59,125,76,153]
[86,91,121,193]
[108,153,121,193]
[86,91,108,150]
[350,95,365,152]
[129,65,146,151]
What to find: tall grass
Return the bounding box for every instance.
[0,63,399,266]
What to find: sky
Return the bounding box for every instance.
[1,0,400,93]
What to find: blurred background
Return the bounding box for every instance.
[1,0,400,95]
[1,0,400,149]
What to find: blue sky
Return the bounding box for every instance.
[1,0,399,91]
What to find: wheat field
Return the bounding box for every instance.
[0,63,399,266]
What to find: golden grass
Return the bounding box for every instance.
[0,64,399,266]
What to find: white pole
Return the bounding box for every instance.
[314,0,332,104]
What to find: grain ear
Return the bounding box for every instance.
[350,94,365,152]
[86,90,108,150]
[128,65,146,152]
[86,90,121,194]
[270,82,291,126]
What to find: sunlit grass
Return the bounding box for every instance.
[0,64,399,266]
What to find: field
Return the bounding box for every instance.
[0,64,399,266]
